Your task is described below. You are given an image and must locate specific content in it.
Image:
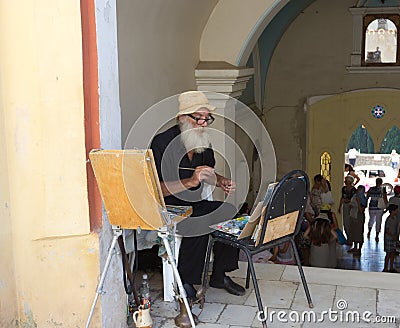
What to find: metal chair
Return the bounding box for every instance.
[201,170,313,328]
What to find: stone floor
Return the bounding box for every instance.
[336,237,386,272]
[335,211,389,273]
[128,211,399,327]
[131,261,400,328]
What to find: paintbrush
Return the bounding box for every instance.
[179,167,219,175]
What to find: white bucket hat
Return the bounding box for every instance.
[344,175,354,183]
[177,91,216,116]
[316,212,330,222]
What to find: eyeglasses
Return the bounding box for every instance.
[187,114,215,125]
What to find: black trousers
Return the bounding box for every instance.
[177,200,239,285]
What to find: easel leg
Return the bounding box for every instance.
[159,232,196,328]
[86,226,123,328]
[201,238,215,290]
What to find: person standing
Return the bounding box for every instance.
[347,185,367,256]
[383,204,399,272]
[366,178,388,242]
[390,149,399,170]
[310,174,328,217]
[373,46,381,62]
[348,148,358,167]
[344,164,360,185]
[339,175,357,244]
[150,91,245,300]
[387,185,400,243]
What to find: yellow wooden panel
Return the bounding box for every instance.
[89,149,165,230]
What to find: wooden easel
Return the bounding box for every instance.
[86,149,196,328]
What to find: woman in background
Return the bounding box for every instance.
[344,164,360,185]
[304,215,337,268]
[347,185,367,256]
[339,175,357,245]
[310,174,329,217]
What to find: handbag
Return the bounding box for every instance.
[378,196,386,210]
[321,191,334,204]
[335,228,347,245]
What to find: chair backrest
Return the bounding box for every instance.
[255,170,309,248]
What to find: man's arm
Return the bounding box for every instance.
[383,188,388,205]
[160,179,197,197]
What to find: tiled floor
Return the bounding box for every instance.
[137,262,400,328]
[336,238,386,272]
[336,212,391,272]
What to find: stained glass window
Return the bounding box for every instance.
[321,152,331,182]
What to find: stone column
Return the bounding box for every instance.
[195,64,254,204]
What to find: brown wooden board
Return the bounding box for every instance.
[89,149,166,230]
[258,210,299,246]
[237,201,264,240]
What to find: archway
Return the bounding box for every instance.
[307,89,400,214]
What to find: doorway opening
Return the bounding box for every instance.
[337,123,400,272]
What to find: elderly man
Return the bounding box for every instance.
[150,91,245,299]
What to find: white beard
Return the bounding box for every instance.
[180,118,211,154]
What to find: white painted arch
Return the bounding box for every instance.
[200,0,289,66]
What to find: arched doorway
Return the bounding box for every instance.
[307,89,400,213]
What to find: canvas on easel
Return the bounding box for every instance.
[89,149,166,230]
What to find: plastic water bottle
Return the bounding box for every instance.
[139,274,151,309]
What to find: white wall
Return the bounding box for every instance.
[116,0,218,143]
[95,0,125,326]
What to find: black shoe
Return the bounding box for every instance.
[183,283,197,301]
[209,276,245,296]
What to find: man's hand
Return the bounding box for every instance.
[190,166,217,187]
[216,175,236,195]
[160,166,235,197]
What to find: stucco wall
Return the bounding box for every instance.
[116,0,218,144]
[0,65,17,327]
[264,0,400,177]
[0,1,100,327]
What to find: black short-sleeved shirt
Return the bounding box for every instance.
[150,125,215,205]
[341,186,356,202]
